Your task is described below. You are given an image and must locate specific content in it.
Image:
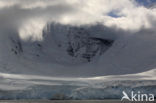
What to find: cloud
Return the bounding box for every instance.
[18,18,46,41]
[0,0,156,41]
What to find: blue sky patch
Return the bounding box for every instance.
[135,0,156,7]
[107,11,122,18]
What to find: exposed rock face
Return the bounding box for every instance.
[66,27,114,62]
[10,37,23,55]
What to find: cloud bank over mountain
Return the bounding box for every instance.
[0,0,156,41]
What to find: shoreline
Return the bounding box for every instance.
[0,100,155,103]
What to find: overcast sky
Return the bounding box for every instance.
[0,0,156,41]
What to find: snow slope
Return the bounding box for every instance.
[0,23,156,77]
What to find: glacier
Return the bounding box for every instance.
[0,70,156,99]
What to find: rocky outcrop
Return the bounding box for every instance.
[66,27,114,62]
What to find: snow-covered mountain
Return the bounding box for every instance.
[1,23,117,77]
[0,23,156,77]
[0,23,156,99]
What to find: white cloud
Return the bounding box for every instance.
[0,0,18,8]
[0,0,156,41]
[18,18,46,41]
